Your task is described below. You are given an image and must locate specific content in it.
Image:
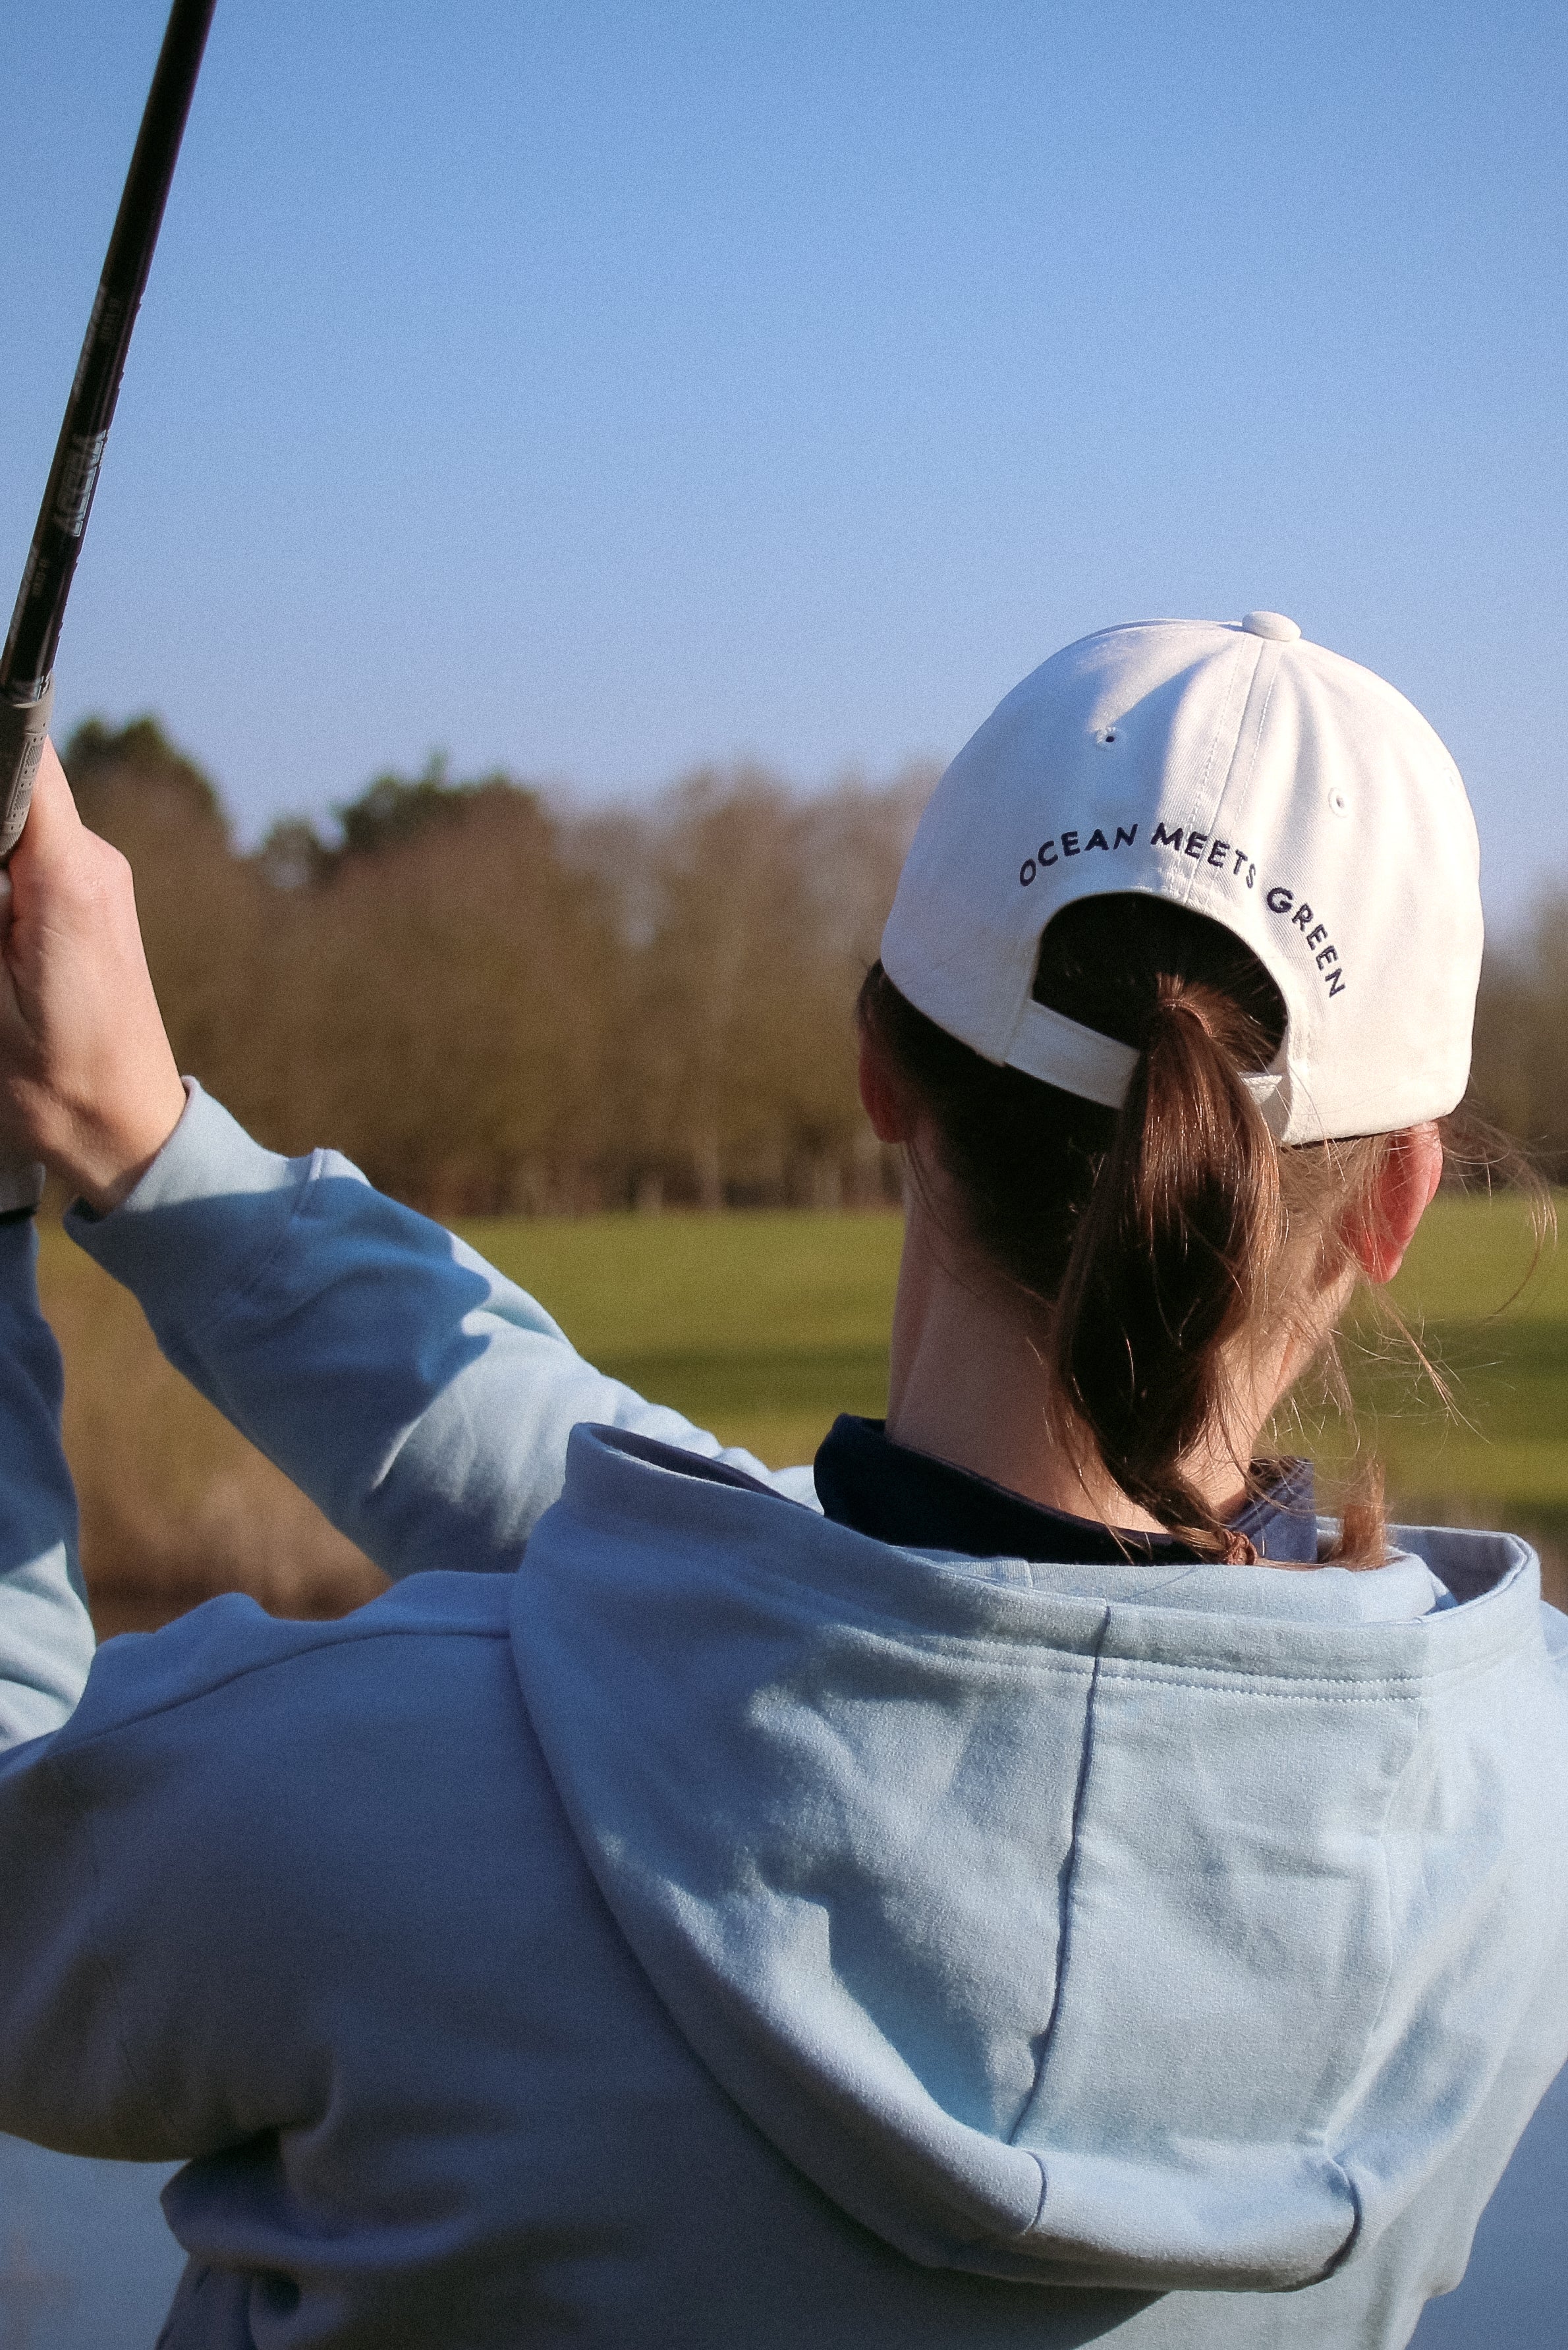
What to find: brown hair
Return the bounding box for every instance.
[859,892,1480,1566]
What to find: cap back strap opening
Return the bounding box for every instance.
[1003,1000,1287,1132]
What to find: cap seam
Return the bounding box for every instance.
[1177,636,1260,913]
[1200,641,1304,1116]
[1226,643,1283,812]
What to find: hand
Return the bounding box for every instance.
[0,741,186,1212]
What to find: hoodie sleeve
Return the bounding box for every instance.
[67,1086,818,1585]
[0,1214,96,1752]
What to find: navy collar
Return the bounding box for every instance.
[812,1416,1320,1567]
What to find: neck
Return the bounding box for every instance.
[883,1182,1274,1536]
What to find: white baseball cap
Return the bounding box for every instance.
[881,613,1482,1144]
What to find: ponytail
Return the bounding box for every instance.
[1050,980,1282,1556]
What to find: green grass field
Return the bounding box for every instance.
[455,1208,907,1471]
[457,1190,1568,1599]
[38,1187,1568,1627]
[1318,1192,1568,1564]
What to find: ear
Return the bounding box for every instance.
[1347,1125,1443,1287]
[858,1028,912,1144]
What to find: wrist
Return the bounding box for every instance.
[61,1071,191,1216]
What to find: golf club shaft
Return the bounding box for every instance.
[0,0,218,859]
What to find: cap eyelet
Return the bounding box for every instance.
[1093,727,1117,746]
[1328,787,1349,817]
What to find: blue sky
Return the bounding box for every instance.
[3,1,1565,922]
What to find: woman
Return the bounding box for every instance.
[0,613,1563,2349]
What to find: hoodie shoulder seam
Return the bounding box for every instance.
[60,1617,511,1755]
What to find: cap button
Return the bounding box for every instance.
[1241,610,1301,642]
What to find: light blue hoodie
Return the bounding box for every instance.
[1,1085,1565,2349]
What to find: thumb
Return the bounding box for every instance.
[0,740,85,939]
[9,737,84,872]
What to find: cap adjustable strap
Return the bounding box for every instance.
[1003,999,1287,1131]
[1004,1001,1138,1107]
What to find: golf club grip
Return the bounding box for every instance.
[0,681,53,861]
[0,0,217,860]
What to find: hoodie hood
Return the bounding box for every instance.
[513,1425,1568,2295]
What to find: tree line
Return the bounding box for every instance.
[1469,903,1568,1183]
[62,719,933,1214]
[59,717,1558,1214]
